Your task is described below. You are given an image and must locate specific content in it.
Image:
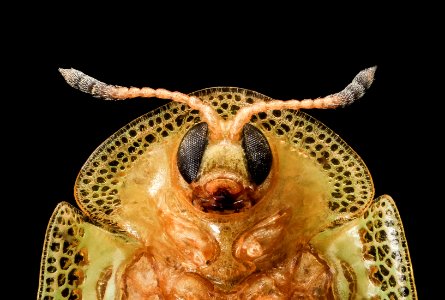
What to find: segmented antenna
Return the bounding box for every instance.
[58,68,221,136]
[228,66,376,139]
[59,66,376,142]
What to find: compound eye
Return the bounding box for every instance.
[177,122,209,183]
[242,124,272,185]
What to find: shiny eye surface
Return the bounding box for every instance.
[242,124,272,185]
[177,122,209,183]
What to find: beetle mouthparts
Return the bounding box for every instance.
[192,187,256,214]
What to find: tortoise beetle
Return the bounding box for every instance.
[38,67,417,299]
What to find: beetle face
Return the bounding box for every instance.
[177,122,273,214]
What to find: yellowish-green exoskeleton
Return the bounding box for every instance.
[38,66,417,299]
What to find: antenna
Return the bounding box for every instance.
[59,66,376,141]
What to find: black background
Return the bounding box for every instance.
[12,8,438,299]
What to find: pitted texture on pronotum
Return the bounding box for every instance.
[38,202,86,300]
[75,87,373,230]
[360,195,416,299]
[75,103,200,228]
[249,109,372,215]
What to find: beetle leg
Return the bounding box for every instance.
[122,251,162,299]
[290,248,335,299]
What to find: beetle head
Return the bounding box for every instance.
[176,121,273,214]
[59,66,376,215]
